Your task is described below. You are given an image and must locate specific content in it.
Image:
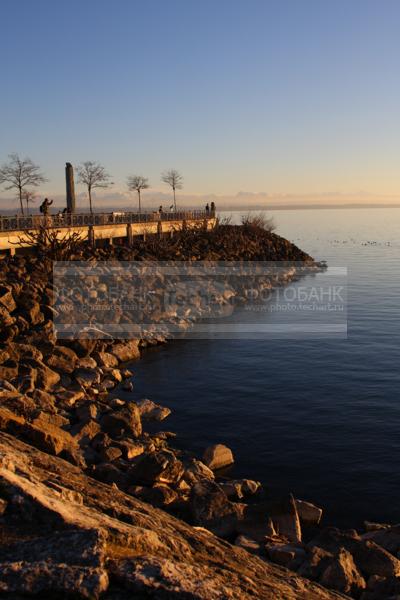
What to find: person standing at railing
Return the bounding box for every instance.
[210,201,216,216]
[205,203,210,216]
[39,198,53,216]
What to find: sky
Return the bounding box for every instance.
[1,0,400,209]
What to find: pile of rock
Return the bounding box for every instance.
[3,228,391,598]
[0,432,342,599]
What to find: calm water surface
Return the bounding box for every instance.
[126,208,400,526]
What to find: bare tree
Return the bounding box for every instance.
[77,161,113,214]
[161,169,183,211]
[22,190,38,215]
[0,153,47,215]
[13,224,87,261]
[127,175,149,213]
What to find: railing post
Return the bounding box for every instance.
[127,223,133,245]
[88,225,95,248]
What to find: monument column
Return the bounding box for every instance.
[65,162,76,213]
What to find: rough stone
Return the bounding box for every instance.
[110,340,140,363]
[0,562,109,599]
[309,527,400,578]
[0,360,18,380]
[129,450,184,486]
[190,479,245,537]
[133,483,178,507]
[184,459,215,484]
[296,499,323,525]
[47,346,79,373]
[362,524,400,555]
[320,548,366,595]
[93,351,119,368]
[137,398,171,421]
[101,403,142,438]
[0,286,16,312]
[0,425,345,599]
[267,543,306,567]
[116,440,145,460]
[23,358,60,391]
[203,443,234,471]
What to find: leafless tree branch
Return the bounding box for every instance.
[0,153,47,215]
[161,169,183,211]
[127,175,149,213]
[77,161,113,214]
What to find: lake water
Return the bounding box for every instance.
[126,208,400,527]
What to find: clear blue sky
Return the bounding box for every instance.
[1,0,400,202]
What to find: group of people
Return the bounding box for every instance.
[38,200,216,218]
[39,198,70,218]
[158,205,175,214]
[205,201,216,215]
[157,202,216,216]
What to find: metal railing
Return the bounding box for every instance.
[0,210,214,232]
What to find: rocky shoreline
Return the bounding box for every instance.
[0,223,397,599]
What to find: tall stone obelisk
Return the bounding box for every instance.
[65,162,76,213]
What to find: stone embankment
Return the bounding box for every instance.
[0,224,392,599]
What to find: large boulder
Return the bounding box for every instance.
[0,360,18,380]
[47,346,79,374]
[22,358,60,391]
[73,367,101,388]
[362,524,400,555]
[190,479,245,537]
[202,444,234,471]
[296,499,323,526]
[0,562,109,599]
[110,340,140,363]
[309,527,400,578]
[184,459,215,485]
[0,285,16,312]
[18,296,43,326]
[298,546,335,580]
[22,421,79,459]
[0,305,15,329]
[101,403,142,438]
[137,398,171,422]
[0,350,10,365]
[129,450,184,486]
[6,342,43,362]
[266,543,306,567]
[93,351,119,368]
[319,548,366,596]
[237,496,301,543]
